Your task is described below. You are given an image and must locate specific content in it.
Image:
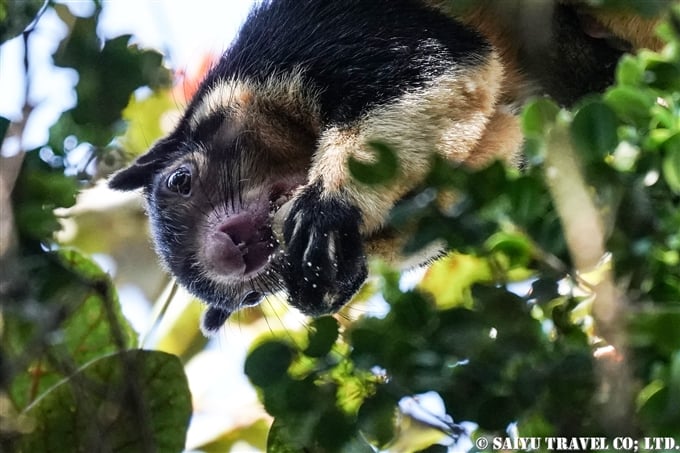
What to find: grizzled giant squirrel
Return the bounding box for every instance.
[109,0,664,333]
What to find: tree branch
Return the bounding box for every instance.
[544,120,634,435]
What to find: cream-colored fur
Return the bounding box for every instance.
[309,55,520,237]
[581,9,664,51]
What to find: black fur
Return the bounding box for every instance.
[109,136,180,190]
[282,181,368,316]
[524,4,626,106]
[201,306,232,334]
[187,0,490,125]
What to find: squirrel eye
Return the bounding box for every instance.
[166,167,192,196]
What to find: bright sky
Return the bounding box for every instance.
[0,0,255,151]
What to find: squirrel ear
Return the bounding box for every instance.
[108,137,178,191]
[200,306,232,336]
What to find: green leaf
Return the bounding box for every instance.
[245,341,294,388]
[570,101,619,159]
[314,408,357,451]
[282,377,319,413]
[348,141,399,185]
[0,115,9,144]
[486,231,533,270]
[304,316,339,358]
[646,61,680,91]
[357,388,397,448]
[267,414,372,453]
[8,249,136,409]
[52,5,170,146]
[521,98,559,137]
[507,175,550,226]
[12,151,79,242]
[638,352,680,435]
[18,350,191,452]
[420,253,492,309]
[605,86,655,127]
[0,0,44,44]
[267,418,302,453]
[616,54,645,87]
[630,309,680,356]
[120,89,178,156]
[350,324,389,370]
[661,134,680,193]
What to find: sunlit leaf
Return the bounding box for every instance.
[120,89,179,156]
[485,231,535,274]
[420,253,492,309]
[616,54,645,87]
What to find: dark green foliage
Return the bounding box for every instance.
[51,5,169,148]
[348,141,399,186]
[0,0,45,44]
[35,4,171,182]
[571,101,619,160]
[305,316,341,358]
[0,116,9,141]
[17,350,192,453]
[12,151,79,244]
[1,246,193,452]
[5,248,136,410]
[356,387,397,447]
[245,341,295,388]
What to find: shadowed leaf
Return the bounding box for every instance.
[18,350,191,452]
